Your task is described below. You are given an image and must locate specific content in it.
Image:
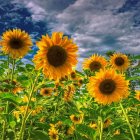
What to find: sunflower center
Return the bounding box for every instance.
[45,90,49,94]
[52,134,57,139]
[99,79,116,95]
[115,57,124,66]
[47,46,67,67]
[89,61,101,71]
[9,38,23,49]
[73,116,80,121]
[71,72,76,79]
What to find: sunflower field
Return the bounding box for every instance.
[0,29,140,140]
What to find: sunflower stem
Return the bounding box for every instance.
[119,102,135,140]
[18,74,39,140]
[2,101,9,140]
[2,58,15,140]
[11,59,15,82]
[98,116,103,140]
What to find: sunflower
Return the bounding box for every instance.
[48,127,59,140]
[89,122,97,129]
[63,85,75,102]
[70,71,77,80]
[33,32,78,80]
[40,88,52,96]
[110,53,130,71]
[83,54,107,72]
[103,118,111,128]
[67,125,75,135]
[135,90,140,101]
[87,69,129,105]
[1,28,32,59]
[114,129,120,135]
[70,114,83,124]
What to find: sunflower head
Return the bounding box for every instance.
[63,85,75,102]
[89,122,97,129]
[40,88,52,96]
[87,69,129,105]
[70,71,77,80]
[103,118,111,128]
[48,127,59,140]
[33,32,78,80]
[70,114,83,124]
[83,54,107,72]
[114,129,120,135]
[1,28,32,59]
[110,53,130,71]
[135,90,140,101]
[67,125,75,135]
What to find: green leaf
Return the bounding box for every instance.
[0,93,22,105]
[76,124,96,139]
[30,130,49,140]
[127,76,140,80]
[26,64,34,71]
[132,55,140,60]
[9,121,16,128]
[112,134,131,140]
[6,129,15,139]
[0,67,5,75]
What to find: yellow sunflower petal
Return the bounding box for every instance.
[87,68,129,105]
[1,28,32,59]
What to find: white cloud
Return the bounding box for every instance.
[13,0,140,55]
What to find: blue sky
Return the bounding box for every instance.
[0,0,140,66]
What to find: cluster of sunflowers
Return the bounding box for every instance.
[0,28,140,140]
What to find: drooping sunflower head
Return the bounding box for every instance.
[70,114,83,124]
[40,88,52,96]
[1,28,32,59]
[103,118,111,128]
[33,32,78,80]
[87,69,129,105]
[110,53,130,71]
[89,122,97,129]
[66,125,75,135]
[48,127,59,140]
[83,54,107,72]
[63,85,75,102]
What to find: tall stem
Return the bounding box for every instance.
[98,116,103,140]
[2,58,15,140]
[18,74,39,140]
[11,59,15,82]
[119,102,135,140]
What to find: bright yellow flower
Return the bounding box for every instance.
[114,129,120,135]
[63,85,75,102]
[67,125,75,135]
[103,118,111,128]
[39,117,46,122]
[33,32,78,81]
[1,28,32,59]
[110,53,130,71]
[83,54,107,72]
[18,106,30,114]
[22,95,36,102]
[40,88,52,96]
[87,69,129,105]
[12,87,23,94]
[135,90,140,101]
[89,122,97,129]
[13,111,20,119]
[70,114,83,124]
[48,127,59,140]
